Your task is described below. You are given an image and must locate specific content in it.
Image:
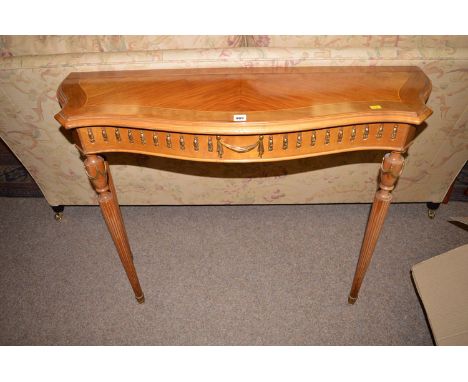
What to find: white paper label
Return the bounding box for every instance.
[233,114,247,122]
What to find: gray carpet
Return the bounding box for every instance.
[0,197,466,345]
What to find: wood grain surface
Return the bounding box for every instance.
[55,66,432,135]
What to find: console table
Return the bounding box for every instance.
[55,66,432,304]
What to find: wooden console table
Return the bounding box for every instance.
[55,66,432,304]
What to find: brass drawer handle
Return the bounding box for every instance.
[215,135,264,158]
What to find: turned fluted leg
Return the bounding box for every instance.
[84,154,144,303]
[348,151,405,304]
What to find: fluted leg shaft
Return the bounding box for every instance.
[348,151,405,304]
[84,154,144,303]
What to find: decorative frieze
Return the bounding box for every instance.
[81,123,409,160]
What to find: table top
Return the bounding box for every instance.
[55,66,432,135]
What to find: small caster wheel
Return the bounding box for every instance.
[52,205,65,222]
[427,209,436,219]
[426,202,440,220]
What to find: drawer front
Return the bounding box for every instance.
[75,123,415,163]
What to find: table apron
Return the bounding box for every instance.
[75,123,414,162]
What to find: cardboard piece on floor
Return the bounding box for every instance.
[412,243,468,345]
[449,216,468,226]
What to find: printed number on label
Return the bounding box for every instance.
[233,114,247,122]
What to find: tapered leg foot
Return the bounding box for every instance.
[136,294,145,304]
[348,152,405,303]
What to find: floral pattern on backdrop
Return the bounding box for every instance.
[0,36,467,206]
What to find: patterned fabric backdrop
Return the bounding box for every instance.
[0,36,467,206]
